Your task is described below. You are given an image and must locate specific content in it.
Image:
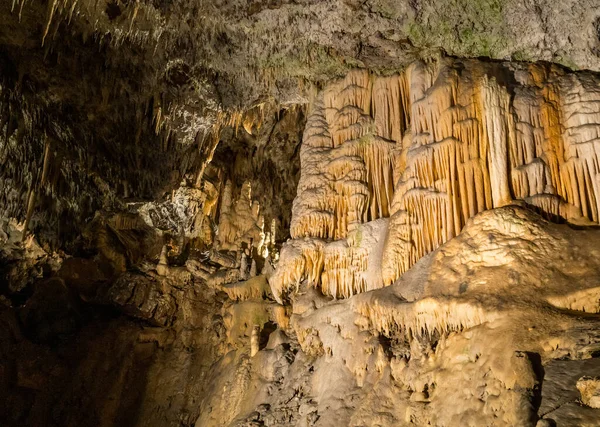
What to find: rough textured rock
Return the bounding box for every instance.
[188,206,600,427]
[577,376,600,409]
[273,57,600,302]
[2,0,600,249]
[2,1,600,427]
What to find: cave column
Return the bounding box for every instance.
[480,75,513,208]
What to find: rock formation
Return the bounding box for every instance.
[273,57,600,302]
[2,1,600,427]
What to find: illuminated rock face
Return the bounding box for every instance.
[290,70,399,241]
[273,58,600,301]
[217,180,266,253]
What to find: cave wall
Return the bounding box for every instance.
[2,1,600,427]
[212,106,305,241]
[272,57,600,302]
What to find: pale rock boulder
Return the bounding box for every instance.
[577,377,600,409]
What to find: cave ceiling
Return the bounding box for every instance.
[2,0,600,247]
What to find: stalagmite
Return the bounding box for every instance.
[239,252,248,281]
[217,180,266,253]
[261,258,274,277]
[156,245,169,276]
[250,324,260,357]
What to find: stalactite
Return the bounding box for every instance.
[381,59,600,286]
[270,219,387,301]
[223,275,271,302]
[275,58,600,300]
[290,71,397,241]
[22,137,51,242]
[42,0,59,46]
[479,75,513,208]
[352,295,497,341]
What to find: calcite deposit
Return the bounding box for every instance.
[273,57,600,302]
[2,1,600,427]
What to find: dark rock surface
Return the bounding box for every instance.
[2,2,600,427]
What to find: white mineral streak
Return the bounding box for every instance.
[272,58,600,301]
